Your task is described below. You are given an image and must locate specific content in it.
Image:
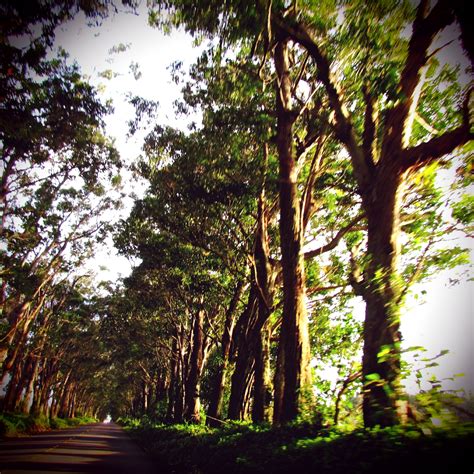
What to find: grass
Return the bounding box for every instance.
[0,412,97,438]
[121,418,474,473]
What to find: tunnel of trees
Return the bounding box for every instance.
[1,0,473,432]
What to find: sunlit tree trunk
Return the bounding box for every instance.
[1,291,48,387]
[273,37,311,425]
[58,379,74,418]
[49,369,70,418]
[2,357,23,412]
[228,178,276,422]
[68,389,76,418]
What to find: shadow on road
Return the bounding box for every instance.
[0,423,159,474]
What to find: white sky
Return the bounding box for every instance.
[53,8,473,395]
[54,6,204,281]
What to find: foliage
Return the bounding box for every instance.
[123,418,474,474]
[0,412,97,438]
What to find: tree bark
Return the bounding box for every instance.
[167,330,179,421]
[183,307,205,423]
[273,37,312,425]
[228,285,258,420]
[49,369,70,418]
[173,324,186,423]
[22,355,39,414]
[361,167,406,427]
[2,356,24,412]
[252,322,271,423]
[207,280,244,426]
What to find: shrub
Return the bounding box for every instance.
[125,419,474,474]
[0,413,97,438]
[0,415,18,437]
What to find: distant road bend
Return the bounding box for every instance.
[0,422,158,473]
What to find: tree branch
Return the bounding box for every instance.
[401,90,473,170]
[382,0,455,154]
[272,15,370,188]
[304,213,365,260]
[362,85,377,169]
[402,125,472,170]
[302,133,327,231]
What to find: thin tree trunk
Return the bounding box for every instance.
[207,280,244,426]
[228,286,258,420]
[167,331,179,421]
[184,307,204,423]
[0,301,29,370]
[68,389,76,418]
[49,369,71,418]
[252,322,271,423]
[58,380,73,418]
[333,370,361,426]
[228,182,275,421]
[173,325,186,423]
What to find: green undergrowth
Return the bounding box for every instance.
[121,418,474,473]
[0,412,97,438]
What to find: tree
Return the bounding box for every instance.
[0,0,124,414]
[271,0,472,426]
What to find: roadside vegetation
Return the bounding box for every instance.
[0,412,97,438]
[121,418,474,473]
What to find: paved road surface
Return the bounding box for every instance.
[0,423,159,473]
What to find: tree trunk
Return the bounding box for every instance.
[1,292,47,385]
[49,369,70,418]
[173,325,186,423]
[361,169,405,427]
[207,280,244,426]
[58,379,73,418]
[167,331,179,421]
[228,183,275,421]
[184,307,204,423]
[228,285,259,420]
[142,379,149,414]
[273,38,312,425]
[2,356,24,412]
[68,389,76,418]
[38,378,52,418]
[252,182,275,424]
[252,322,271,423]
[0,302,29,374]
[22,355,39,414]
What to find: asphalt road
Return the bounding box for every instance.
[0,422,159,474]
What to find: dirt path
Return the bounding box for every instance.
[0,422,159,473]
